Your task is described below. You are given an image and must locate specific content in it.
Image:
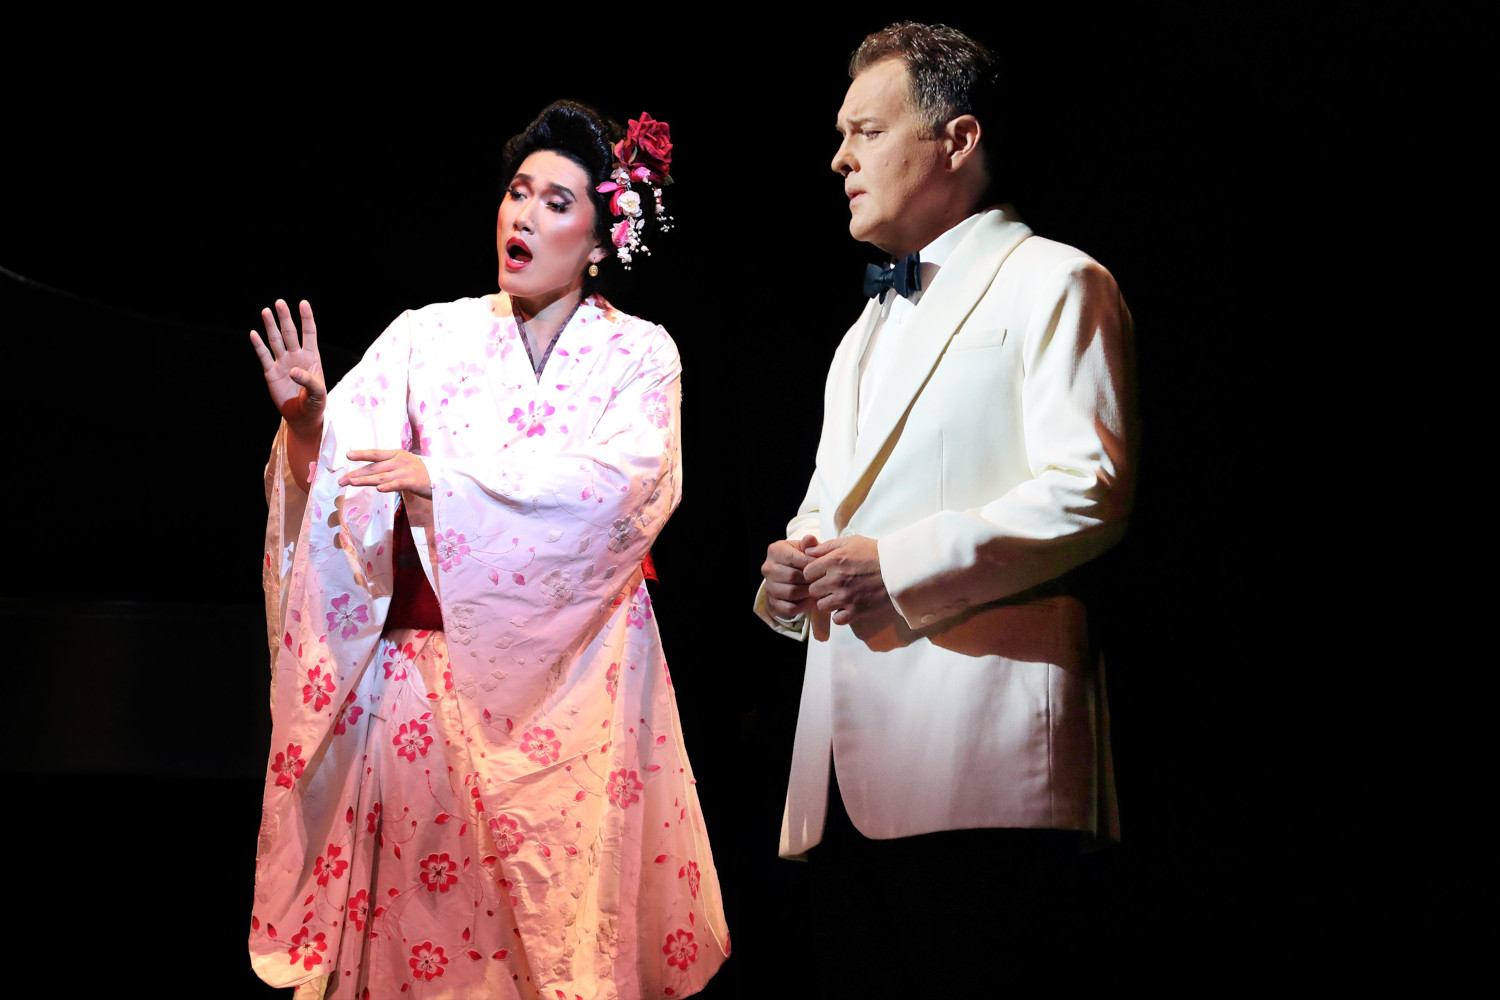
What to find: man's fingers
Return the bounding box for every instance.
[768,539,814,570]
[761,559,809,585]
[802,556,830,584]
[805,537,843,559]
[347,450,397,462]
[765,580,810,603]
[807,575,840,602]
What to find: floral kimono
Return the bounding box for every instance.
[250,294,728,999]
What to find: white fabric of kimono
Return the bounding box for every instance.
[250,294,728,999]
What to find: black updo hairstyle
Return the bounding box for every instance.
[501,101,625,253]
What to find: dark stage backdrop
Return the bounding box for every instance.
[0,5,1418,994]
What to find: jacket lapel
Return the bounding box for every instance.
[832,210,1032,532]
[814,297,881,534]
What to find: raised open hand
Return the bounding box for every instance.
[250,299,326,432]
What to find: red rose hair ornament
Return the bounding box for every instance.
[595,112,674,268]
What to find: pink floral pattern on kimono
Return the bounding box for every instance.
[434,528,469,571]
[252,294,726,999]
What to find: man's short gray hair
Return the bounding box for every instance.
[849,22,999,139]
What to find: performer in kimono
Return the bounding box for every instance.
[247,102,727,999]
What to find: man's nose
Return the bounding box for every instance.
[831,139,854,175]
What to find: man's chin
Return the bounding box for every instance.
[850,225,903,257]
[848,218,880,247]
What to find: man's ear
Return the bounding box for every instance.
[944,114,982,172]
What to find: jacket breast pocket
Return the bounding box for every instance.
[945,325,1010,353]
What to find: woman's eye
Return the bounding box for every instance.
[547,200,568,213]
[506,187,524,201]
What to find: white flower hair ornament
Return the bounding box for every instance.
[596,112,673,268]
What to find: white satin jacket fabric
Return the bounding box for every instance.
[756,208,1135,857]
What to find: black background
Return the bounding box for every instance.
[0,4,1447,993]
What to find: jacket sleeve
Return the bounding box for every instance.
[878,256,1135,629]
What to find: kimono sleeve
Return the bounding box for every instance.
[259,310,413,697]
[262,422,310,680]
[424,323,683,668]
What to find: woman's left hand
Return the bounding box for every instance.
[340,450,432,499]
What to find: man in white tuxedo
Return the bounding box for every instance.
[756,22,1135,992]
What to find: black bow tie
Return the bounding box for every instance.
[863,254,922,303]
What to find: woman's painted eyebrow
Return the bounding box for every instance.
[511,173,576,200]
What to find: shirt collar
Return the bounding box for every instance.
[910,212,986,305]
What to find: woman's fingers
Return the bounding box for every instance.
[338,451,431,498]
[341,467,407,492]
[249,329,275,371]
[275,298,300,352]
[289,365,325,395]
[340,454,400,487]
[299,300,318,355]
[261,306,284,356]
[339,462,383,487]
[256,299,318,360]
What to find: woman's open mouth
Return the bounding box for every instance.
[503,238,533,271]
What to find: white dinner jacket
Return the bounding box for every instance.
[756,207,1135,857]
